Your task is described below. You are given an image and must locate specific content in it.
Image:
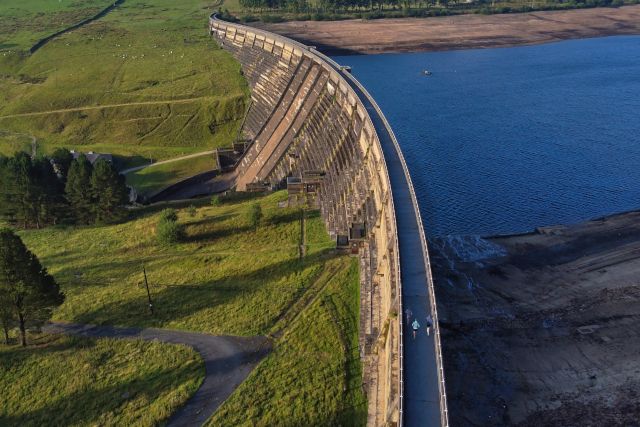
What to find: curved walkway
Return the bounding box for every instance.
[44,322,270,427]
[333,67,445,425]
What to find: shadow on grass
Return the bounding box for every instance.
[113,154,150,171]
[0,336,97,371]
[65,249,339,333]
[184,208,300,243]
[128,197,213,220]
[126,168,184,196]
[0,361,198,427]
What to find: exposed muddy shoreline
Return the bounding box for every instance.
[430,209,640,426]
[257,5,640,55]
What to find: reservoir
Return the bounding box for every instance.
[335,36,640,236]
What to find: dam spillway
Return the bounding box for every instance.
[210,16,448,426]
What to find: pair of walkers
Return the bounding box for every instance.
[405,307,433,340]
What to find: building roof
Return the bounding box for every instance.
[70,150,113,165]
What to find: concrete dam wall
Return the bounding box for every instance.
[210,16,449,427]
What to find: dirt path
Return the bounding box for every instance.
[257,5,640,54]
[44,322,271,427]
[0,97,208,120]
[121,150,216,174]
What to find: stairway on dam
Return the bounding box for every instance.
[210,17,448,427]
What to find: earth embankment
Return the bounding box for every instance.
[431,210,640,425]
[256,5,640,54]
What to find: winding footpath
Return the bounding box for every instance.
[44,322,270,427]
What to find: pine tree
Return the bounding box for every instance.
[90,159,128,224]
[31,157,65,228]
[12,152,37,228]
[0,155,16,224]
[0,299,12,345]
[0,228,64,346]
[0,154,66,228]
[65,155,94,224]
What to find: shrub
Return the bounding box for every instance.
[260,15,285,23]
[156,209,183,246]
[158,208,178,223]
[248,203,263,230]
[188,205,197,217]
[211,196,220,207]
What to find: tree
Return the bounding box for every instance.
[248,203,263,230]
[65,155,94,224]
[90,159,128,224]
[0,228,64,346]
[0,298,12,345]
[50,148,74,182]
[0,153,63,228]
[156,208,184,246]
[31,157,66,227]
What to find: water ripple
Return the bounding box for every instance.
[336,36,640,236]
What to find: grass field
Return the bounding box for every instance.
[0,334,204,427]
[209,257,367,426]
[19,191,335,335]
[0,0,248,164]
[0,0,113,54]
[15,191,366,425]
[124,153,217,197]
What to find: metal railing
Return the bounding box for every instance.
[209,14,449,426]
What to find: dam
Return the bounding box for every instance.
[210,16,448,426]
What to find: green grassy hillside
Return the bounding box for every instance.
[0,334,204,427]
[16,191,366,425]
[0,0,248,164]
[124,153,217,197]
[209,257,367,426]
[19,192,334,335]
[0,0,113,54]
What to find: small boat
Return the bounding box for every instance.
[422,70,432,76]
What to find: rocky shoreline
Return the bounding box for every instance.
[430,209,640,425]
[257,5,640,55]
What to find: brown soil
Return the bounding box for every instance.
[256,5,640,54]
[430,211,640,426]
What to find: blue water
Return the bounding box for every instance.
[335,36,640,236]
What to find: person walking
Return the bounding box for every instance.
[405,307,413,325]
[412,319,420,340]
[426,314,433,336]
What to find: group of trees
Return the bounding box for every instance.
[0,149,129,229]
[238,0,456,13]
[236,0,629,15]
[0,229,64,346]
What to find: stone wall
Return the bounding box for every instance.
[210,17,406,426]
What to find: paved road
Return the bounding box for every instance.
[342,74,443,426]
[44,322,271,427]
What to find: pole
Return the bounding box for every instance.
[143,264,154,315]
